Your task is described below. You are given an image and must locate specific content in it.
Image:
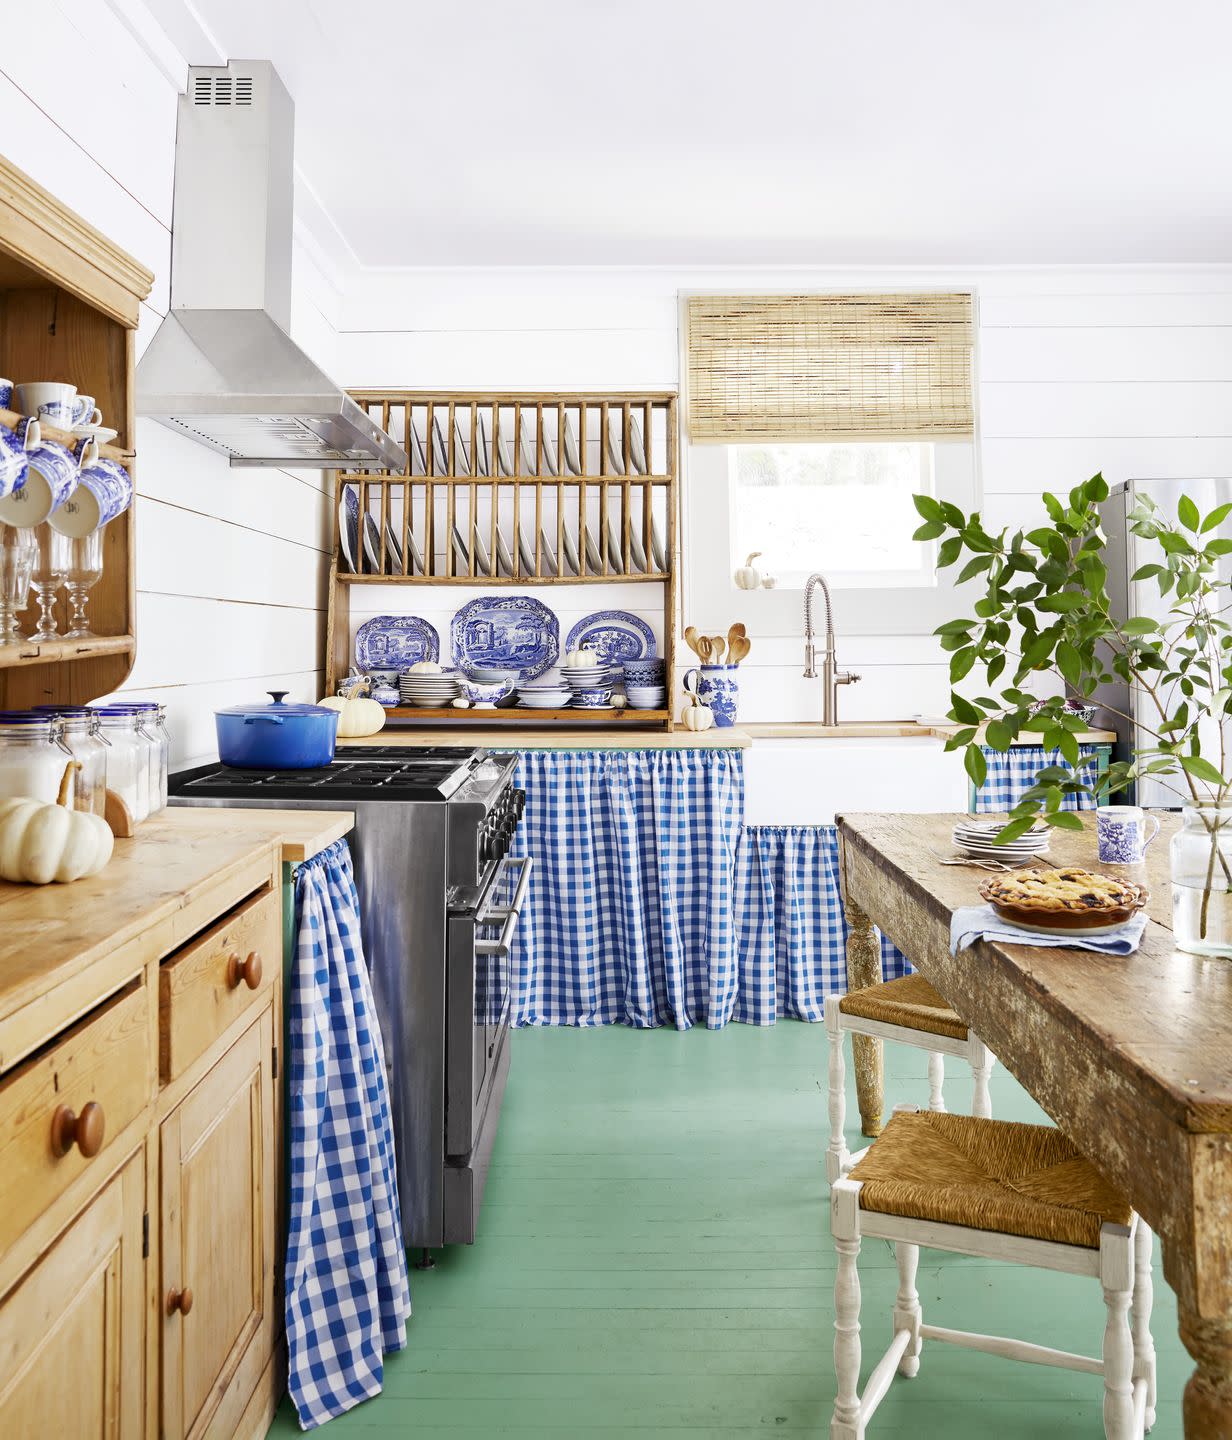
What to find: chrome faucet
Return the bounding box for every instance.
[803,572,861,726]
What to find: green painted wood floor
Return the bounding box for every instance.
[268,1023,1186,1437]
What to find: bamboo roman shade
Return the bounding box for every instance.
[685,292,974,443]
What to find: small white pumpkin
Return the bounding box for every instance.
[318,680,387,738]
[0,762,114,885]
[408,660,442,674]
[734,552,763,591]
[611,693,628,710]
[564,645,599,667]
[679,696,714,732]
[452,698,471,709]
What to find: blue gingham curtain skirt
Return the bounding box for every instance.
[286,839,411,1429]
[507,751,906,1029]
[974,744,1101,812]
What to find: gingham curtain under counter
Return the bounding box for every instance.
[286,840,411,1430]
[972,744,1104,813]
[507,748,744,1028]
[733,825,912,1022]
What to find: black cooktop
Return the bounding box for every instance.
[169,746,482,802]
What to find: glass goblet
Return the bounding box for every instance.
[29,523,69,641]
[63,530,103,640]
[0,525,37,646]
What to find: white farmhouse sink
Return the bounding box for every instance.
[742,734,964,827]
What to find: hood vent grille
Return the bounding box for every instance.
[192,73,253,106]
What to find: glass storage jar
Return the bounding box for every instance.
[1170,801,1232,959]
[32,706,108,816]
[0,713,70,803]
[90,707,152,822]
[115,701,169,811]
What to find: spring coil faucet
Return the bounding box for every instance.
[803,573,861,726]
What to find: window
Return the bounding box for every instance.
[729,441,939,588]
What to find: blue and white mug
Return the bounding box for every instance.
[51,440,133,536]
[0,417,81,527]
[1097,805,1161,865]
[0,379,12,410]
[15,382,77,431]
[683,664,739,727]
[0,416,35,500]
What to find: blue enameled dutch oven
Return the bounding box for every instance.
[215,691,340,769]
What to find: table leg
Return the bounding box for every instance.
[843,896,884,1137]
[1180,1308,1232,1437]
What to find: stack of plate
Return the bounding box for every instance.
[399,670,461,708]
[561,662,618,692]
[952,818,1050,864]
[517,671,572,709]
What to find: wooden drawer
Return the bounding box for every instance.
[160,887,279,1084]
[0,981,150,1255]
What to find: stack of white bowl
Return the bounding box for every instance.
[399,669,461,708]
[517,670,572,709]
[952,818,1050,864]
[625,682,667,710]
[561,660,619,693]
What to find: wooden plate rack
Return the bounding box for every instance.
[326,391,678,728]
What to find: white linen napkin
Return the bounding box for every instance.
[950,903,1148,957]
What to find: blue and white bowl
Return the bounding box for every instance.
[464,665,521,684]
[622,658,666,687]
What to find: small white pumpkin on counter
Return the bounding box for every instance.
[408,660,442,674]
[679,696,714,732]
[0,761,114,885]
[734,552,763,591]
[564,644,599,667]
[318,679,387,738]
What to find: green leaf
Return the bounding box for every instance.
[1084,473,1110,503]
[937,536,963,569]
[1179,754,1228,786]
[1208,539,1232,557]
[1178,494,1201,531]
[1131,564,1164,582]
[1201,501,1232,534]
[984,719,1012,751]
[1056,640,1082,687]
[950,692,982,725]
[957,554,995,583]
[950,646,978,682]
[1158,531,1195,556]
[1120,617,1161,635]
[1037,591,1086,613]
[913,521,946,541]
[1044,811,1085,831]
[964,745,987,789]
[993,816,1041,845]
[936,618,974,636]
[913,494,945,523]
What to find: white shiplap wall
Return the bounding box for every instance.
[333,264,1232,721]
[1,0,336,765]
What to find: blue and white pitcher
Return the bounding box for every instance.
[683,664,739,727]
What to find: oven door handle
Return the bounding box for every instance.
[474,856,534,956]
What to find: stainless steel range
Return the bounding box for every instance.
[169,746,528,1254]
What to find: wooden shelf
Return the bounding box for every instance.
[338,571,669,585]
[385,706,670,723]
[0,634,134,669]
[0,408,134,465]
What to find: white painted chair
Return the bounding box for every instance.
[825,975,996,1183]
[828,1108,1157,1440]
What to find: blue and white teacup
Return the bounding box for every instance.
[49,440,133,536]
[1097,805,1161,865]
[573,687,612,707]
[68,394,102,429]
[15,382,77,431]
[0,379,12,410]
[0,417,80,526]
[683,664,739,727]
[0,416,35,500]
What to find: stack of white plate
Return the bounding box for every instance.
[517,671,572,709]
[399,670,461,708]
[561,662,618,692]
[952,818,1050,864]
[626,685,667,710]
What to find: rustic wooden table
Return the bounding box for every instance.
[836,811,1231,1439]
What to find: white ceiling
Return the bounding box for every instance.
[149,0,1232,268]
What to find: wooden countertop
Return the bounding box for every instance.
[342,727,751,750]
[744,721,1117,743]
[0,808,353,1057]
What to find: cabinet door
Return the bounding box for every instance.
[160,1007,275,1440]
[0,1148,145,1437]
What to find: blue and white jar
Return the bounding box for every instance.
[683,664,739,727]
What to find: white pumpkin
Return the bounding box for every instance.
[408,660,442,674]
[611,694,628,710]
[564,645,599,667]
[734,552,763,590]
[318,681,387,738]
[452,698,471,709]
[0,762,114,885]
[680,697,715,732]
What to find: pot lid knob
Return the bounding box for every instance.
[267,690,289,705]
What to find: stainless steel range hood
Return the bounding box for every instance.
[138,61,404,471]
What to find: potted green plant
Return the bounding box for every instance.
[915,474,1232,957]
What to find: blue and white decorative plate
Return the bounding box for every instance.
[338,485,359,574]
[566,610,656,662]
[452,595,559,680]
[354,614,440,672]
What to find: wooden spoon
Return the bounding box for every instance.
[729,635,751,665]
[697,636,712,663]
[711,637,726,663]
[684,625,702,658]
[727,623,746,653]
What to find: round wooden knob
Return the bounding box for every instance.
[225,950,262,990]
[51,1101,105,1158]
[166,1286,193,1317]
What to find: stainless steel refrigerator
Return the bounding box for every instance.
[1096,478,1232,808]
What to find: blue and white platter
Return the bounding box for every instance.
[354,614,441,671]
[452,595,559,680]
[565,610,656,663]
[338,485,360,574]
